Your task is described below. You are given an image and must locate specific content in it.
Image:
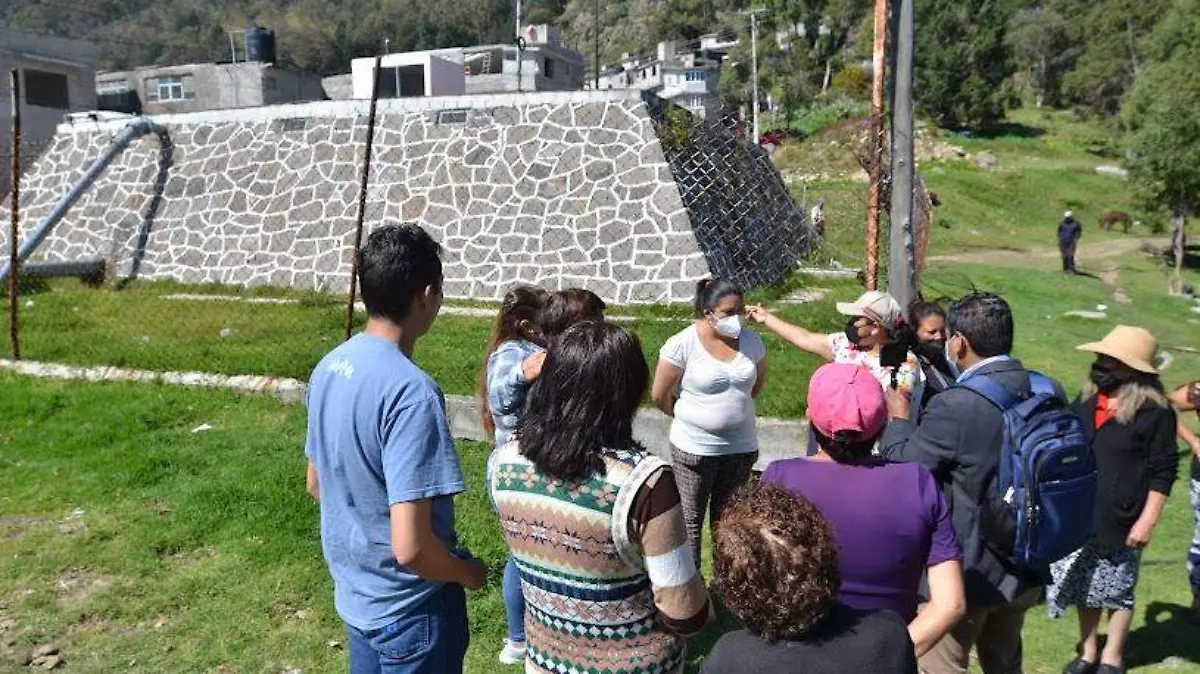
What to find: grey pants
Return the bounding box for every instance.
[670,445,758,568]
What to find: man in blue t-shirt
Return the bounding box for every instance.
[305,223,486,674]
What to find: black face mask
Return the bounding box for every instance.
[1089,362,1127,393]
[844,318,864,346]
[914,339,946,363]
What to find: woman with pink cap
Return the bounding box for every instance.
[761,362,965,657]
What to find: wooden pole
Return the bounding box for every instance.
[864,0,887,290]
[345,55,383,341]
[888,0,916,307]
[8,69,21,360]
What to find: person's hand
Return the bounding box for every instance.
[461,558,488,590]
[885,386,912,421]
[745,305,772,325]
[521,351,546,382]
[1126,519,1155,549]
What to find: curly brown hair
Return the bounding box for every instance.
[713,483,841,645]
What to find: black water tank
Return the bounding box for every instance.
[245,26,276,64]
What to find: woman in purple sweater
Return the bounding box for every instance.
[761,363,965,656]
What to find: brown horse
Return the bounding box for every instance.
[1098,210,1132,233]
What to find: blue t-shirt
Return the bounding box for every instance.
[305,333,466,631]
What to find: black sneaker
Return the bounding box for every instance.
[1096,665,1124,674]
[1062,657,1097,674]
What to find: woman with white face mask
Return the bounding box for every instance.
[652,278,768,567]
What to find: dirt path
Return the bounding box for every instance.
[927,237,1160,265]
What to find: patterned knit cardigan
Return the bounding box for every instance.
[491,442,687,674]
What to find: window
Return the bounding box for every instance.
[24,69,70,109]
[685,70,707,82]
[146,75,193,102]
[543,58,555,78]
[97,79,131,95]
[436,109,469,125]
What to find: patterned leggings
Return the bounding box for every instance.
[1190,479,1200,598]
[671,446,758,569]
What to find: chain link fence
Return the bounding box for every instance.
[645,95,815,291]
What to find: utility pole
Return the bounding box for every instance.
[740,7,768,143]
[8,69,21,359]
[384,38,398,97]
[864,0,886,291]
[594,0,601,89]
[888,0,916,307]
[515,0,522,39]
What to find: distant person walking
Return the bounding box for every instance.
[1048,326,1178,674]
[1058,211,1083,275]
[652,279,767,565]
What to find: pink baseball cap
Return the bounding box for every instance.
[806,363,888,441]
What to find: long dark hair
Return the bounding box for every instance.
[478,285,549,440]
[518,321,649,482]
[539,288,606,341]
[907,299,946,331]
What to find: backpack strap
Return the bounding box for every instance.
[957,373,1020,411]
[1027,372,1057,397]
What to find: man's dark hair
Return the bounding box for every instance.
[357,223,443,324]
[538,288,606,340]
[518,321,648,483]
[714,483,840,645]
[812,428,884,465]
[948,292,1013,358]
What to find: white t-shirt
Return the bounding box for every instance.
[659,325,766,456]
[827,332,925,406]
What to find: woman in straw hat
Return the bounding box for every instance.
[1048,326,1179,674]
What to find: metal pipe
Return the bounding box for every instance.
[864,0,887,291]
[888,0,916,307]
[8,69,21,359]
[345,55,383,341]
[20,258,105,280]
[0,117,160,283]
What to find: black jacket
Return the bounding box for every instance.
[881,358,1058,606]
[1074,386,1178,548]
[1057,218,1082,246]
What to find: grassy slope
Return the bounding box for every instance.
[1,374,1197,673]
[781,107,1143,264]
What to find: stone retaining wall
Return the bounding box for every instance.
[3,90,807,303]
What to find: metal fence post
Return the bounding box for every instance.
[344,55,384,341]
[8,69,21,360]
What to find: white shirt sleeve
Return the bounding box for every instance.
[659,327,693,369]
[742,329,767,363]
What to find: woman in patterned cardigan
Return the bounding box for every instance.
[491,321,713,674]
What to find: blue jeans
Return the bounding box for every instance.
[1189,479,1200,598]
[346,584,469,674]
[503,555,526,643]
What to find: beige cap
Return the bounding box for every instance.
[836,290,903,329]
[1077,325,1159,374]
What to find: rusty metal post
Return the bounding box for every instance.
[864,0,887,290]
[345,55,384,341]
[8,69,21,359]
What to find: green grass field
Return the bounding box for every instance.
[1,373,1196,673]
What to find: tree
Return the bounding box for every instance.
[1006,6,1073,107]
[1122,0,1200,217]
[1061,0,1170,118]
[914,0,1016,130]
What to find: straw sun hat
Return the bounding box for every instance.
[1077,325,1160,374]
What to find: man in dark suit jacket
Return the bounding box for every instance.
[880,293,1059,674]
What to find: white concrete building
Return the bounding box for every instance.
[0,27,98,196]
[594,37,726,118]
[348,24,584,100]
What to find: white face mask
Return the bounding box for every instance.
[713,314,743,339]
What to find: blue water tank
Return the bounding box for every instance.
[245,26,276,64]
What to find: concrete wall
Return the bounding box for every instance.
[2,91,716,304]
[0,28,99,197]
[98,63,325,115]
